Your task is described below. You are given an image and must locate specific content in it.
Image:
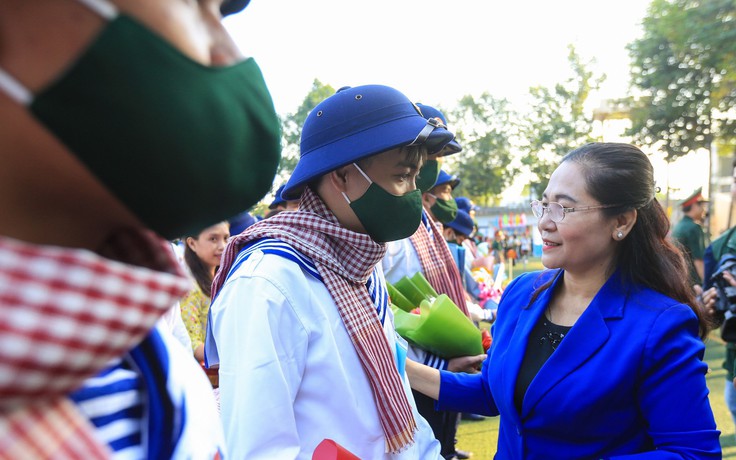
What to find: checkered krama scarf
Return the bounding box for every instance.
[409,213,470,317]
[0,229,192,458]
[211,186,416,453]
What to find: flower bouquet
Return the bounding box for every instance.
[388,273,483,358]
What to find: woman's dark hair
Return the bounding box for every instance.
[184,234,215,297]
[532,142,710,338]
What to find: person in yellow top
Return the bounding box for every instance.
[181,221,230,386]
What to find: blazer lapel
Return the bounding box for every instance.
[521,271,626,419]
[499,270,560,423]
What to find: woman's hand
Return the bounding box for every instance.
[694,284,718,319]
[448,354,487,373]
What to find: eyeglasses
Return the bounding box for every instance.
[530,200,621,223]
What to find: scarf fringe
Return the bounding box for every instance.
[385,420,418,454]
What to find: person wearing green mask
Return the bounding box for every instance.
[204,84,458,458]
[414,103,462,193]
[0,0,281,457]
[382,109,485,460]
[425,170,461,225]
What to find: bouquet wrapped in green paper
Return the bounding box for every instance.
[387,273,483,359]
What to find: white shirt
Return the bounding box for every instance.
[461,239,477,263]
[157,301,193,352]
[209,248,441,459]
[381,239,448,370]
[382,238,424,286]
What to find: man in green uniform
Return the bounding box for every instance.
[704,160,736,442]
[672,187,708,286]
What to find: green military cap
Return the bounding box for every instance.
[680,187,708,208]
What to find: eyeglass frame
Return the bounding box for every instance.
[530,200,622,223]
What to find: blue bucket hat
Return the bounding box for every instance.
[282,85,455,200]
[415,103,461,155]
[446,209,474,237]
[433,169,460,190]
[269,184,287,209]
[228,210,257,236]
[455,196,479,213]
[220,0,251,16]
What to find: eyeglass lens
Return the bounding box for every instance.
[531,201,563,222]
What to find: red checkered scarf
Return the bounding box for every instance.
[409,214,470,317]
[212,187,416,453]
[0,230,192,458]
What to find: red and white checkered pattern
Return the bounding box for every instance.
[0,230,192,458]
[212,187,416,454]
[410,217,471,317]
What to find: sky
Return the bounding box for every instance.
[223,0,712,207]
[224,0,652,115]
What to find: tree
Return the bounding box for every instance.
[446,93,517,206]
[278,79,336,178]
[627,0,736,233]
[517,45,603,198]
[627,0,736,161]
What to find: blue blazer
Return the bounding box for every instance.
[437,270,721,459]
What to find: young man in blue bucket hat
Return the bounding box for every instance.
[205,85,453,458]
[264,183,300,218]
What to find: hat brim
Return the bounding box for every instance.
[433,178,461,190]
[268,200,285,210]
[282,117,453,200]
[221,0,251,16]
[447,221,473,236]
[438,139,462,156]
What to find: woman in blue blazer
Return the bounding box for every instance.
[408,143,721,459]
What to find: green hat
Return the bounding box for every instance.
[680,187,708,208]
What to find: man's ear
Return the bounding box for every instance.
[327,166,351,193]
[422,192,433,208]
[442,227,454,240]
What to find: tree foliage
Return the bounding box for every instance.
[446,93,517,206]
[626,0,736,161]
[278,79,336,178]
[517,45,603,198]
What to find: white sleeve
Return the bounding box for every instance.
[210,263,308,459]
[170,302,193,352]
[382,239,423,285]
[156,302,193,352]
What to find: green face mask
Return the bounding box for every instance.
[343,164,423,243]
[0,1,281,240]
[429,194,458,224]
[415,159,440,193]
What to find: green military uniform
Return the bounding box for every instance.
[672,215,706,285]
[672,188,707,286]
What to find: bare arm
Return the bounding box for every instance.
[406,358,441,400]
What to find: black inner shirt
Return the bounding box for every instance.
[514,314,572,413]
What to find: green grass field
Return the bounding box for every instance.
[455,257,736,458]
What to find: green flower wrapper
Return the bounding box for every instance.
[391,296,484,359]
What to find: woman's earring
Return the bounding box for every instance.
[617,231,624,239]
